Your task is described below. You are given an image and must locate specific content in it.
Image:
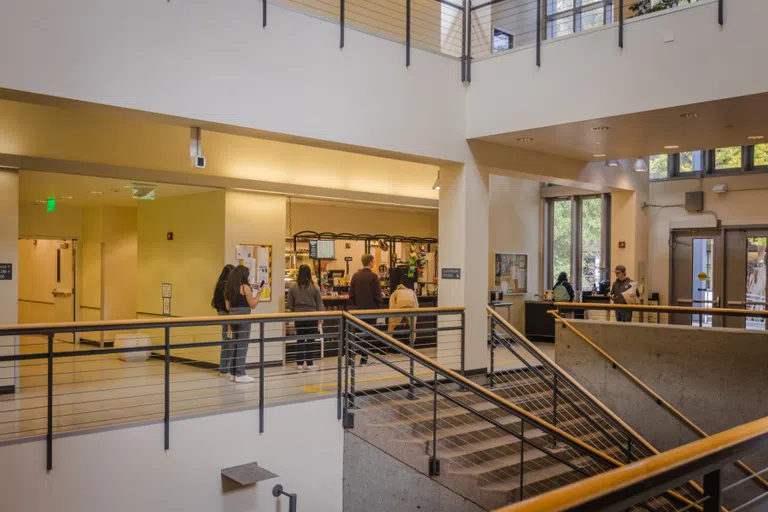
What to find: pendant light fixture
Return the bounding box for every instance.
[432,170,441,191]
[633,157,648,172]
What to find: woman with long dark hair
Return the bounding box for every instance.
[286,264,324,371]
[224,265,261,383]
[553,271,575,302]
[211,264,235,377]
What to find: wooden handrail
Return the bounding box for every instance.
[0,307,464,334]
[551,311,768,492]
[487,306,710,509]
[493,416,768,512]
[342,311,623,470]
[556,302,768,318]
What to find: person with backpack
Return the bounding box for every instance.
[553,272,575,303]
[211,264,235,378]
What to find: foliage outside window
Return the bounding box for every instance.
[679,150,704,174]
[649,154,669,180]
[630,0,698,16]
[552,200,572,281]
[715,147,742,170]
[581,197,603,291]
[546,0,613,41]
[755,144,768,168]
[492,28,513,53]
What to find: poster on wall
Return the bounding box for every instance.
[494,253,528,294]
[237,244,273,302]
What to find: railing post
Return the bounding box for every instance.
[552,373,558,446]
[349,326,357,410]
[429,370,440,476]
[406,0,411,67]
[519,421,525,501]
[489,321,496,388]
[259,322,265,434]
[703,469,722,512]
[342,319,354,428]
[340,0,345,48]
[461,0,467,81]
[619,0,624,48]
[536,0,541,67]
[718,0,723,26]
[337,316,345,421]
[466,4,472,82]
[460,311,466,375]
[46,332,54,471]
[408,315,416,400]
[263,0,267,27]
[164,326,170,451]
[626,436,633,464]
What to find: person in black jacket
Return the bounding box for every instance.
[349,254,383,366]
[211,264,235,377]
[553,271,575,302]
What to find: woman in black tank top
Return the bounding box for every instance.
[222,265,261,383]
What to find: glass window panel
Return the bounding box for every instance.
[579,6,604,31]
[691,238,714,327]
[715,146,742,170]
[548,0,574,14]
[649,154,669,180]
[492,29,512,53]
[552,200,572,282]
[581,197,603,292]
[754,144,768,168]
[746,237,767,331]
[679,150,704,173]
[547,15,574,39]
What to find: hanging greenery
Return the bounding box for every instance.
[629,0,695,16]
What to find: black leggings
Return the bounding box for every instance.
[295,320,319,366]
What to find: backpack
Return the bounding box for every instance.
[553,283,570,302]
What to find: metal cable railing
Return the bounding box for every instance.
[0,307,463,474]
[339,312,698,510]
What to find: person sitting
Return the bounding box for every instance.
[388,273,419,333]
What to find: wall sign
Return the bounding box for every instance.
[237,243,273,302]
[162,297,171,316]
[162,283,172,298]
[494,253,528,294]
[441,268,461,280]
[0,263,11,281]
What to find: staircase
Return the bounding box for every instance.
[341,311,702,511]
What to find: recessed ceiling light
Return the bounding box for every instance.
[593,154,607,158]
[517,137,534,142]
[34,199,46,204]
[89,191,103,195]
[748,135,764,140]
[605,160,620,168]
[664,145,680,150]
[60,196,74,200]
[592,126,610,131]
[680,113,699,119]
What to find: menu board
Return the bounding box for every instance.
[494,253,528,294]
[309,240,335,260]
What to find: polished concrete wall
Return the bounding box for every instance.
[343,432,485,512]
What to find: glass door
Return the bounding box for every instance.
[670,230,722,326]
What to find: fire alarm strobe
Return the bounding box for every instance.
[193,155,206,169]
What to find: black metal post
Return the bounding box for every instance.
[460,311,466,374]
[408,315,416,400]
[337,317,345,420]
[519,421,525,501]
[164,327,170,451]
[263,0,267,27]
[46,332,54,471]
[626,437,633,464]
[718,0,723,26]
[489,330,495,388]
[619,0,624,48]
[272,485,298,512]
[536,0,541,67]
[429,371,440,476]
[703,469,722,512]
[259,322,265,434]
[466,5,472,82]
[406,0,411,67]
[340,0,345,48]
[461,0,467,81]
[349,332,357,409]
[342,320,354,428]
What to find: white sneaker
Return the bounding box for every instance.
[234,375,256,384]
[306,364,319,372]
[297,363,306,371]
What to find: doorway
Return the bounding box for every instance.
[723,229,768,330]
[670,230,722,327]
[17,238,77,342]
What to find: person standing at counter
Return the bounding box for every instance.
[610,264,635,323]
[224,265,261,383]
[388,275,419,332]
[553,272,575,303]
[287,265,324,371]
[211,264,235,378]
[349,254,383,366]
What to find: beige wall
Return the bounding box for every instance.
[648,172,768,307]
[17,239,58,324]
[19,203,83,240]
[101,207,138,322]
[488,175,541,331]
[0,170,19,390]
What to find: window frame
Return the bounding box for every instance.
[544,193,611,294]
[491,27,514,54]
[650,145,768,182]
[544,0,614,40]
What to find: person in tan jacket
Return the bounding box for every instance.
[388,280,419,332]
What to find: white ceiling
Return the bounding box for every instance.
[19,170,215,208]
[477,93,768,161]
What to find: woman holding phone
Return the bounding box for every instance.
[224,265,261,383]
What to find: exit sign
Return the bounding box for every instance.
[46,198,56,213]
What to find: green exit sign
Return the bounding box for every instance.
[46,198,56,213]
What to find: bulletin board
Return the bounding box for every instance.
[236,244,273,302]
[494,253,528,294]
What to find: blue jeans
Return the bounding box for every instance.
[217,310,230,375]
[223,307,252,376]
[616,310,632,323]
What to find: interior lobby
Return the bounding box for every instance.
[1,0,768,511]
